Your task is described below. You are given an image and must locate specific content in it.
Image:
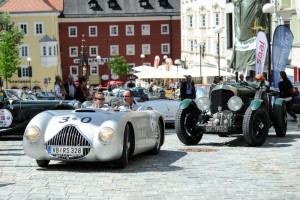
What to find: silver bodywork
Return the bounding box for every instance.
[23,108,164,163]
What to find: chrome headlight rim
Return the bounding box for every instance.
[24,125,41,142]
[196,97,211,111]
[98,127,114,144]
[227,96,243,112]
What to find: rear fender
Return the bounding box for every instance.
[274,98,284,106]
[249,99,264,110]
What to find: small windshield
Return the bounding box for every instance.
[3,89,22,100]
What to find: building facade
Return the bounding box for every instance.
[0,0,63,91]
[59,0,181,86]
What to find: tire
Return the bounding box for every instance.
[175,106,202,145]
[243,106,270,147]
[36,160,50,167]
[149,119,163,155]
[272,103,287,137]
[114,124,130,168]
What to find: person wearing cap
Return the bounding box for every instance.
[255,74,270,92]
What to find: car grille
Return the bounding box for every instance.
[211,89,234,113]
[46,125,91,160]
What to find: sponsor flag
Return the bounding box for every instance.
[272,25,294,88]
[255,31,268,75]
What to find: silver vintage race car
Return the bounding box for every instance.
[23,107,165,168]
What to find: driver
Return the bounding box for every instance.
[123,89,141,111]
[255,74,270,92]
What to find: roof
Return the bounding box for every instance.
[0,0,63,13]
[62,0,180,18]
[39,35,57,42]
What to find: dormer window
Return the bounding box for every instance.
[88,0,101,11]
[107,0,117,8]
[158,0,168,7]
[139,0,149,7]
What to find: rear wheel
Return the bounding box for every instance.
[175,106,202,145]
[243,106,270,146]
[114,124,130,168]
[272,103,287,137]
[36,160,50,167]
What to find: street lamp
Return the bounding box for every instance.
[27,57,32,90]
[214,26,223,77]
[195,42,204,82]
[174,59,181,74]
[140,53,145,65]
[96,55,101,85]
[263,3,275,86]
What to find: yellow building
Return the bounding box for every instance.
[0,0,63,91]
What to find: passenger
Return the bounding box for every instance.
[255,74,270,92]
[278,71,300,127]
[238,74,248,85]
[92,92,110,109]
[180,75,196,101]
[123,89,141,110]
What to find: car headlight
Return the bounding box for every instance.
[196,97,211,111]
[227,96,243,111]
[98,127,114,144]
[24,126,40,142]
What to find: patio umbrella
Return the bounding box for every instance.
[184,66,235,77]
[157,64,188,76]
[134,68,185,79]
[132,65,156,72]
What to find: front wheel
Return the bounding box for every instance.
[175,106,202,145]
[272,103,287,137]
[36,160,50,167]
[243,106,270,147]
[113,124,130,168]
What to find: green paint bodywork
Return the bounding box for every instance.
[179,99,192,109]
[274,98,284,106]
[249,99,263,110]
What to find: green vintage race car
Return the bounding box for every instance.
[175,83,287,147]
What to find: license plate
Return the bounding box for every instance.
[47,146,83,155]
[206,126,228,132]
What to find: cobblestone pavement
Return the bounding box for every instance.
[0,121,300,200]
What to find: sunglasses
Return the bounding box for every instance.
[94,98,105,101]
[123,96,132,98]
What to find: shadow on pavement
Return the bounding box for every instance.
[35,150,187,172]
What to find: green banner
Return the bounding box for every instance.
[230,0,269,72]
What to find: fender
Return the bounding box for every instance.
[179,99,193,109]
[249,99,264,110]
[274,98,285,106]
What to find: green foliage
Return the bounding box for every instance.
[108,56,130,76]
[0,12,24,85]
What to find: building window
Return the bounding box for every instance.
[161,43,170,54]
[126,45,135,55]
[126,25,134,36]
[89,26,98,37]
[141,24,150,35]
[215,13,219,26]
[201,15,206,27]
[48,47,52,56]
[21,66,30,77]
[161,24,169,34]
[110,25,118,36]
[188,16,193,28]
[142,44,150,55]
[42,46,46,56]
[128,63,135,74]
[19,23,28,35]
[190,40,194,51]
[20,45,29,58]
[34,23,43,35]
[70,66,78,76]
[89,46,98,56]
[69,47,78,57]
[68,27,77,37]
[90,65,98,75]
[110,45,119,55]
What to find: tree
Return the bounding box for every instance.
[0,12,24,89]
[108,56,130,76]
